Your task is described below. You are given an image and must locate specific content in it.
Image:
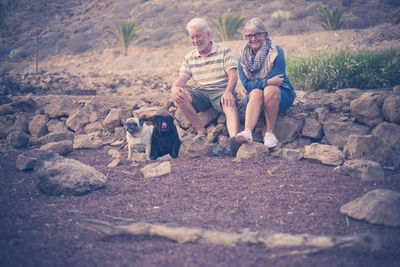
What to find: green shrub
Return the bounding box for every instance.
[271,9,291,27]
[107,20,140,55]
[309,2,344,31]
[9,48,24,60]
[213,12,246,41]
[287,48,400,91]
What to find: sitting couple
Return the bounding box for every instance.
[171,17,296,154]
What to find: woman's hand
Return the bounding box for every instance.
[268,74,284,87]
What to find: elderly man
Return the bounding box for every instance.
[171,17,241,155]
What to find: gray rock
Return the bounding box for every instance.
[73,133,103,149]
[340,189,400,227]
[275,115,302,144]
[35,156,107,196]
[28,114,49,137]
[179,134,211,158]
[66,108,90,133]
[38,131,74,145]
[103,108,122,131]
[350,96,384,127]
[141,161,171,178]
[301,118,322,139]
[341,159,384,181]
[40,140,74,156]
[344,134,388,166]
[46,119,70,133]
[280,148,303,161]
[303,143,343,166]
[323,120,369,148]
[44,100,76,118]
[12,113,29,133]
[235,142,268,163]
[382,95,400,123]
[7,131,30,149]
[16,149,56,171]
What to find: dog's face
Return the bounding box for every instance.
[153,115,174,135]
[125,118,144,137]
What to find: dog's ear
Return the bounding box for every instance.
[139,118,144,127]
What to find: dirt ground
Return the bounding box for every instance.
[1,144,400,266]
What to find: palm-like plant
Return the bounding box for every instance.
[107,20,140,55]
[213,12,246,41]
[309,2,344,31]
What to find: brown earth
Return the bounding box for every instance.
[1,144,400,266]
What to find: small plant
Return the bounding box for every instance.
[386,9,400,24]
[107,20,140,55]
[213,11,246,41]
[309,2,344,31]
[9,48,24,60]
[271,9,291,27]
[63,27,77,40]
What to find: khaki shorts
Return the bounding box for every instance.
[186,87,238,113]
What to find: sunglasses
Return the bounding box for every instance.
[244,32,267,40]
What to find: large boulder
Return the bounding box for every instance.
[235,142,268,163]
[28,114,49,137]
[35,156,107,196]
[40,140,74,156]
[7,131,30,149]
[301,118,322,140]
[350,96,384,127]
[303,143,343,166]
[16,149,56,171]
[344,134,388,166]
[103,108,122,131]
[274,115,302,144]
[382,95,400,123]
[340,189,400,227]
[372,122,400,170]
[179,135,210,158]
[323,120,369,148]
[341,159,384,181]
[44,99,76,118]
[66,108,91,133]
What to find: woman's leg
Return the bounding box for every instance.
[244,89,263,130]
[263,86,280,132]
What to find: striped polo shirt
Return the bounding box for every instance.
[179,42,237,90]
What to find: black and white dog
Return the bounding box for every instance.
[150,114,181,160]
[125,118,153,161]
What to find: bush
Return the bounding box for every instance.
[287,48,400,91]
[271,9,291,27]
[107,20,139,55]
[9,48,24,60]
[213,12,246,41]
[309,2,344,31]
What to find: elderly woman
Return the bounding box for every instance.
[235,18,296,148]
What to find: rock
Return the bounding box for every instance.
[141,161,171,178]
[335,88,364,103]
[372,122,400,170]
[28,114,49,137]
[103,108,122,131]
[235,142,268,163]
[207,124,225,143]
[303,143,343,166]
[12,113,29,133]
[280,148,303,161]
[46,119,70,133]
[7,131,30,149]
[40,140,74,156]
[179,134,210,158]
[16,149,56,171]
[274,115,302,144]
[341,159,384,181]
[382,95,400,123]
[38,131,74,145]
[73,133,103,149]
[0,98,37,115]
[301,118,322,139]
[209,143,231,156]
[44,100,75,118]
[198,108,220,127]
[344,134,388,166]
[340,189,400,227]
[350,96,384,127]
[85,121,104,133]
[323,120,369,148]
[66,108,91,133]
[133,106,169,120]
[35,156,107,196]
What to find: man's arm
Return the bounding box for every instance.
[221,68,238,107]
[171,75,190,104]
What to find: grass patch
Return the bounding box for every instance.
[286,48,400,91]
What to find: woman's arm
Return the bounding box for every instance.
[238,57,268,93]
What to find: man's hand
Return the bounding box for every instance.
[268,74,284,87]
[221,91,236,107]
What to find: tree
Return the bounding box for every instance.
[107,20,140,55]
[213,12,246,41]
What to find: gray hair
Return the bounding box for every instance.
[186,18,210,33]
[244,17,268,36]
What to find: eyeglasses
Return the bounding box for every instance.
[244,32,267,40]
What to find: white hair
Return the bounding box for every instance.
[244,17,268,36]
[186,18,210,33]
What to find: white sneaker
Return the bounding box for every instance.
[264,130,278,148]
[235,128,253,144]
